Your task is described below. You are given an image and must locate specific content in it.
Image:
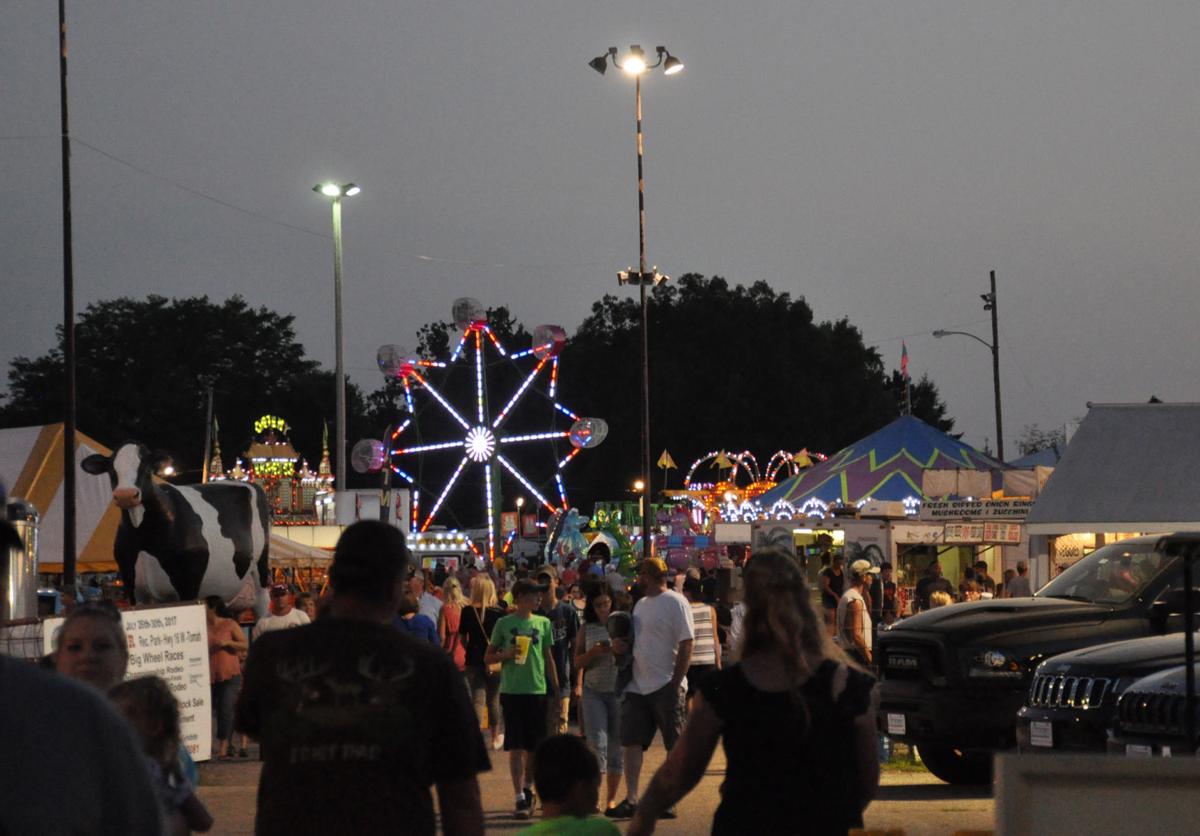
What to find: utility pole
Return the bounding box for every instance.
[59,0,78,593]
[983,270,1004,462]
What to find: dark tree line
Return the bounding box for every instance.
[0,296,370,480]
[556,274,951,504]
[1,279,953,519]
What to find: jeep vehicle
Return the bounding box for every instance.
[1108,662,1200,757]
[875,535,1196,784]
[1015,632,1196,753]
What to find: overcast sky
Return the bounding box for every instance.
[6,1,1200,458]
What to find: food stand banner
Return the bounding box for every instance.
[44,603,212,761]
[501,512,518,536]
[944,522,1024,545]
[920,499,1034,521]
[750,521,797,556]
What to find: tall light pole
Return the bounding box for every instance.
[933,271,1004,460]
[515,496,526,558]
[590,44,683,559]
[313,182,361,521]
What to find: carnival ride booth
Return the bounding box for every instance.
[352,300,606,566]
[1025,402,1200,588]
[714,416,1056,612]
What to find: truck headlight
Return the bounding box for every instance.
[966,648,1024,678]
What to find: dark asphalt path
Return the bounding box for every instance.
[197,737,994,834]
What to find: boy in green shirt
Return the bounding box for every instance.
[518,735,620,836]
[487,578,559,820]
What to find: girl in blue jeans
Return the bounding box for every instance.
[573,586,624,814]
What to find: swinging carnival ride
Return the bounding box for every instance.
[353,298,607,565]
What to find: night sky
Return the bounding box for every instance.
[6,2,1200,455]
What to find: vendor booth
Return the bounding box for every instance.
[0,424,121,576]
[1026,402,1200,587]
[715,416,1049,610]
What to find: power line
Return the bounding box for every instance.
[61,135,612,272]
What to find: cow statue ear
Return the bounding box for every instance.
[80,454,111,475]
[149,451,174,473]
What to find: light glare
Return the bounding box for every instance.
[621,56,647,75]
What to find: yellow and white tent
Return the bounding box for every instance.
[0,424,121,573]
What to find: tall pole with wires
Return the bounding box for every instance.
[59,0,78,592]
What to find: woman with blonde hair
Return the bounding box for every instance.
[438,576,467,672]
[458,574,507,749]
[628,549,879,835]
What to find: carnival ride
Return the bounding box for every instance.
[664,447,825,532]
[354,298,606,562]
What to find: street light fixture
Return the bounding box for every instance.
[590,43,683,559]
[313,181,361,521]
[932,271,1004,461]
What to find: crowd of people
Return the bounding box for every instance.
[5,526,890,835]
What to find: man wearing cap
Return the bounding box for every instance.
[254,585,311,638]
[535,564,578,735]
[836,560,874,666]
[608,557,694,819]
[236,520,489,836]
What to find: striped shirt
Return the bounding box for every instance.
[581,623,618,693]
[689,603,718,666]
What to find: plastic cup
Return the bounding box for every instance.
[515,635,531,665]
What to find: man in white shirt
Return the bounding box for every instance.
[608,557,693,819]
[255,584,312,638]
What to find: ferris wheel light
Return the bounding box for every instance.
[465,427,497,462]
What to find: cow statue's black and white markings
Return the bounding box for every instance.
[82,442,271,617]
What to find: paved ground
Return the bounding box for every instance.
[197,738,994,834]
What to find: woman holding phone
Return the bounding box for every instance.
[574,586,624,815]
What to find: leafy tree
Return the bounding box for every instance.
[0,295,363,479]
[553,274,954,506]
[1016,424,1067,457]
[889,371,956,434]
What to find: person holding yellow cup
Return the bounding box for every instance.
[486,577,559,820]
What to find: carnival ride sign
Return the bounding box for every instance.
[44,603,213,761]
[920,499,1034,521]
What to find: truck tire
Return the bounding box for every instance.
[916,745,992,786]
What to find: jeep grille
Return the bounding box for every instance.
[1117,690,1195,735]
[1028,673,1111,710]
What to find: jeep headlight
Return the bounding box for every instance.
[966,648,1024,678]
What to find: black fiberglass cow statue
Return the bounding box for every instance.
[82,442,271,616]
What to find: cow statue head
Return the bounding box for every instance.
[81,443,172,528]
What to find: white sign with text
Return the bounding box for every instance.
[45,603,212,761]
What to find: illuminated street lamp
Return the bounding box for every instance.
[515,496,526,556]
[932,271,1004,460]
[590,44,683,558]
[313,182,361,520]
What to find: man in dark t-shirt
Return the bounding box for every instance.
[536,565,578,734]
[236,521,489,836]
[913,560,954,613]
[819,554,845,631]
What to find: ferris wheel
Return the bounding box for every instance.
[358,298,606,562]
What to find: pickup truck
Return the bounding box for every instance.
[875,535,1196,784]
